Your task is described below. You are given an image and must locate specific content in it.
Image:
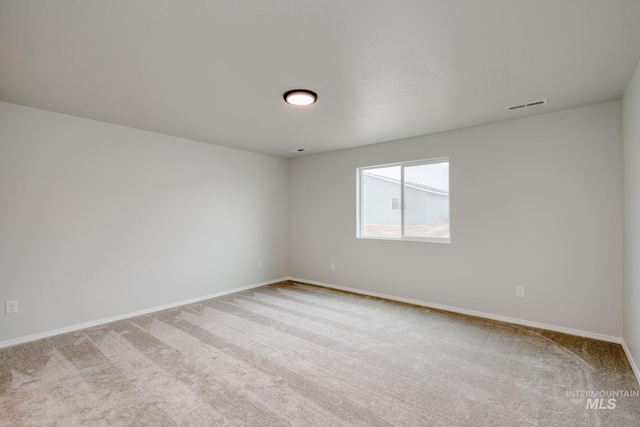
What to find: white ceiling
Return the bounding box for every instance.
[2,1,640,158]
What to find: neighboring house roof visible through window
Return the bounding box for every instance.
[363,173,449,196]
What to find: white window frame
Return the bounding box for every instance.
[356,157,451,244]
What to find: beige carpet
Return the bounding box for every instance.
[1,281,639,426]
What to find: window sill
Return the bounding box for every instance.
[356,236,451,244]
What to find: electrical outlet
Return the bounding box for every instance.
[5,300,18,314]
[516,287,525,298]
[258,261,264,269]
[330,262,336,270]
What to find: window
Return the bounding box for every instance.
[357,158,450,243]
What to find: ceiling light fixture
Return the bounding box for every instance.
[283,89,318,106]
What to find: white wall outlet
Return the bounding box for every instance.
[258,261,264,269]
[5,300,18,314]
[516,287,525,298]
[330,262,336,270]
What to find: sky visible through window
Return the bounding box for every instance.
[364,161,449,192]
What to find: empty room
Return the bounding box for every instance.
[2,1,640,425]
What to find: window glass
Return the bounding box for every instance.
[361,166,401,238]
[358,159,450,243]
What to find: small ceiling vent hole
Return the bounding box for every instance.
[507,98,548,111]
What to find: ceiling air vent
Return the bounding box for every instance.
[507,98,548,111]
[507,104,526,111]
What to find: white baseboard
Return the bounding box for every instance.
[622,340,640,386]
[288,277,623,344]
[0,277,288,349]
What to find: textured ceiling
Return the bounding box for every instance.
[1,1,640,158]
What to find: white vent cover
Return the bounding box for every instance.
[507,98,548,111]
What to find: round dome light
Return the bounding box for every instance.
[283,89,318,106]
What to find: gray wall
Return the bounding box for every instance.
[0,96,632,364]
[623,59,640,378]
[290,102,623,337]
[0,102,290,343]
